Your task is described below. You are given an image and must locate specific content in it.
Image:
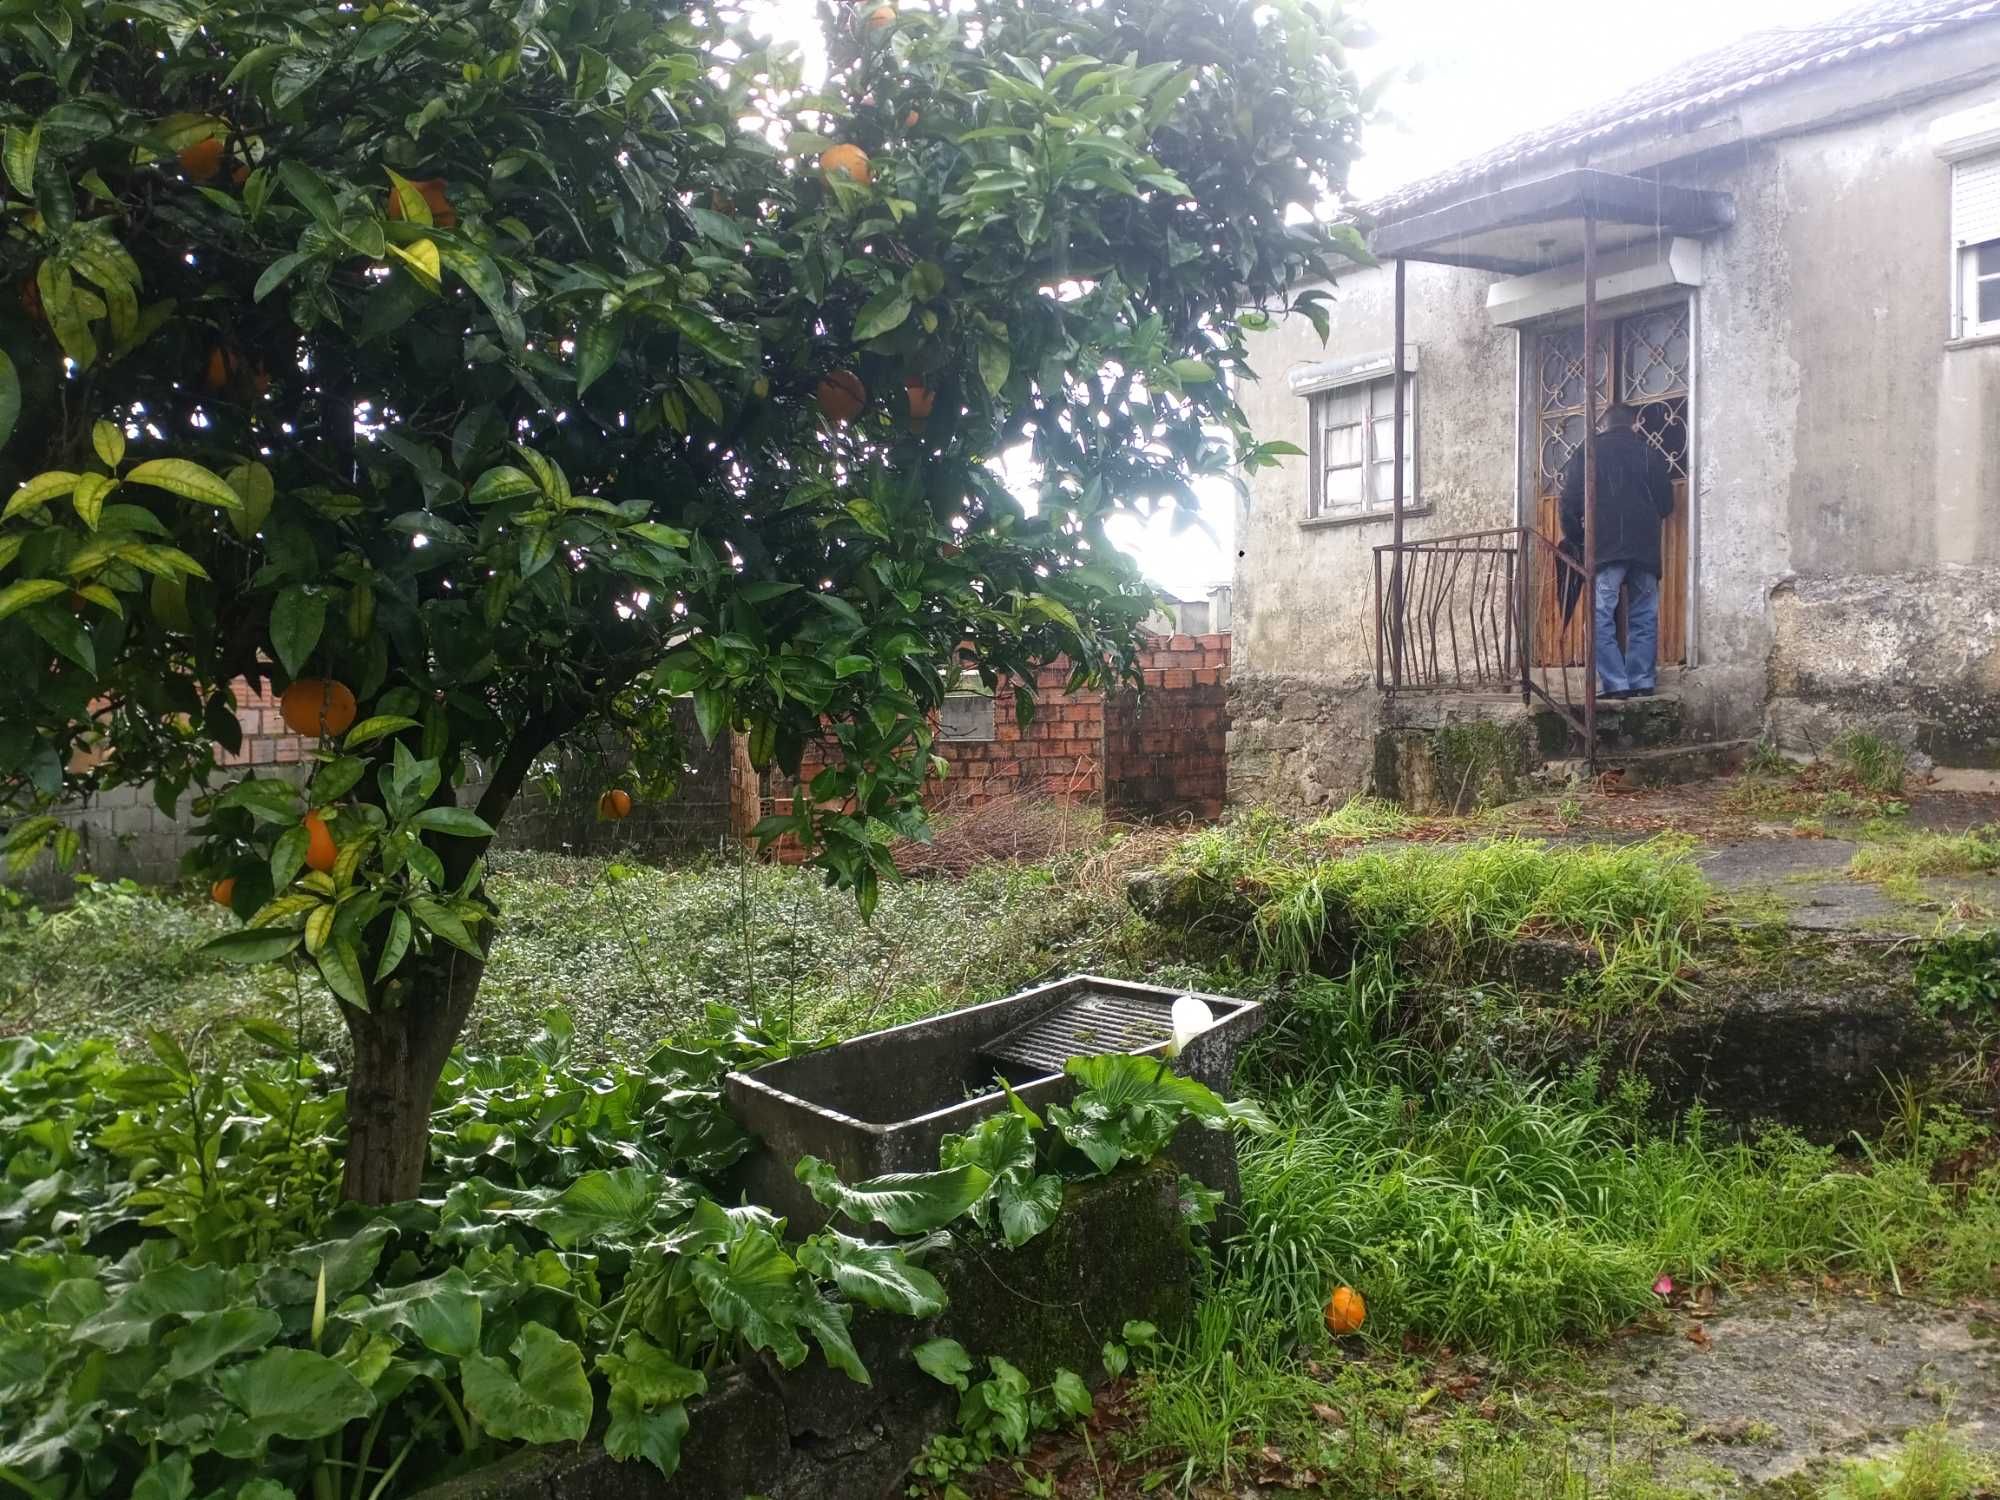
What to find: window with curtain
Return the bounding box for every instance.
[1307,373,1415,520]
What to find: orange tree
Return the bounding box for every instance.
[0,0,1366,1202]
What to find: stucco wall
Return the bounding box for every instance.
[1234,260,1514,685]
[1234,56,2000,777]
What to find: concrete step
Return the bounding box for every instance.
[1545,739,1754,788]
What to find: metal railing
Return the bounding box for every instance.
[1375,527,1595,762]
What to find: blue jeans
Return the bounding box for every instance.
[1594,564,1659,695]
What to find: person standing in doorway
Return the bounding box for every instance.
[1559,403,1676,700]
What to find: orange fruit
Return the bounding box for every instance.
[303,811,337,873]
[231,163,250,187]
[866,3,896,25]
[179,137,224,182]
[904,109,920,128]
[280,679,359,737]
[819,144,871,187]
[386,177,457,229]
[19,277,43,325]
[816,370,867,423]
[905,378,936,425]
[204,346,238,391]
[1325,1286,1366,1336]
[211,877,236,907]
[598,788,633,821]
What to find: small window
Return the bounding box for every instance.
[1307,373,1415,520]
[939,691,995,743]
[1950,155,2000,337]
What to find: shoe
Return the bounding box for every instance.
[1628,685,1656,698]
[1601,688,1630,700]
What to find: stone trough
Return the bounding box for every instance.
[724,974,1263,1232]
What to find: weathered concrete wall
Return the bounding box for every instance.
[1225,672,1379,810]
[412,1166,1193,1500]
[1768,565,2000,765]
[1233,260,1514,686]
[1235,40,2000,775]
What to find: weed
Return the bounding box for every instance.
[1850,832,2000,883]
[1830,731,1910,797]
[1914,930,2000,1015]
[1745,741,1792,776]
[1824,1420,1998,1499]
[1302,795,1418,842]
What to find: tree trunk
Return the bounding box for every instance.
[340,947,486,1204]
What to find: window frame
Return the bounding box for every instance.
[1302,369,1419,525]
[1958,237,2000,340]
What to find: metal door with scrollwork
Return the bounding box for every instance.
[1530,303,1691,668]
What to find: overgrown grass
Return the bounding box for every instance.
[1850,830,2000,883]
[1827,1422,1998,1500]
[0,848,1141,1056]
[1245,836,1707,1006]
[1830,730,1910,798]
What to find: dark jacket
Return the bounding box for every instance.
[1558,427,1676,577]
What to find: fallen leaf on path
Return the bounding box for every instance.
[1685,1323,1713,1350]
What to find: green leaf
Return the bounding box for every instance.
[201,928,304,964]
[978,337,1011,397]
[659,302,750,367]
[253,252,312,304]
[852,287,912,342]
[409,806,495,839]
[124,459,242,509]
[996,1173,1063,1249]
[687,1227,810,1368]
[0,579,66,623]
[71,473,115,530]
[598,1337,706,1405]
[91,419,125,470]
[460,1325,593,1445]
[604,1389,690,1478]
[796,1289,870,1385]
[468,465,539,506]
[165,1306,283,1381]
[1050,1368,1092,1419]
[343,714,419,750]
[132,1453,193,1500]
[270,586,327,677]
[276,160,339,227]
[344,1268,482,1357]
[317,939,368,1007]
[1169,358,1216,383]
[800,1233,945,1317]
[0,349,19,453]
[794,1157,993,1234]
[529,1167,691,1249]
[3,122,39,199]
[375,909,412,981]
[218,1347,374,1442]
[691,686,728,745]
[4,470,79,520]
[575,318,622,396]
[914,1337,974,1391]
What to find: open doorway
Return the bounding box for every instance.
[1528,301,1692,669]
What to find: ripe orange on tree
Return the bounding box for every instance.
[386,176,457,229]
[280,678,359,737]
[816,370,866,423]
[303,811,337,873]
[203,346,239,391]
[866,4,896,26]
[598,788,633,821]
[178,136,224,182]
[1325,1286,1366,1336]
[905,378,936,426]
[211,877,236,907]
[819,144,871,187]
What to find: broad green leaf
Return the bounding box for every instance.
[527,1167,692,1249]
[687,1227,809,1368]
[0,349,19,453]
[852,287,912,342]
[796,1289,869,1384]
[164,1307,283,1381]
[131,1454,193,1500]
[71,473,116,530]
[597,1336,707,1406]
[343,714,419,750]
[604,1389,690,1477]
[4,470,79,520]
[978,336,1010,397]
[996,1172,1063,1248]
[795,1157,992,1234]
[575,317,622,396]
[409,806,494,839]
[71,1261,234,1350]
[375,908,412,981]
[800,1233,945,1317]
[124,459,242,509]
[388,236,441,292]
[317,938,368,1007]
[201,928,303,964]
[3,122,39,198]
[218,1347,374,1442]
[914,1337,973,1390]
[460,1325,592,1445]
[1169,358,1216,383]
[270,586,326,677]
[253,252,311,304]
[344,1268,482,1357]
[1050,1368,1092,1418]
[659,302,750,367]
[0,579,66,623]
[91,419,125,469]
[276,160,339,227]
[468,465,538,506]
[691,686,728,745]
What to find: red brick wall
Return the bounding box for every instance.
[771,634,1231,844]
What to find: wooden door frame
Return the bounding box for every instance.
[1513,291,1701,670]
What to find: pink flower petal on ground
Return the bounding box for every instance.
[1653,1274,1675,1297]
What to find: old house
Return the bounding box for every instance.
[1232,0,2000,809]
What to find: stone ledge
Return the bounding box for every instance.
[412,1165,1193,1500]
